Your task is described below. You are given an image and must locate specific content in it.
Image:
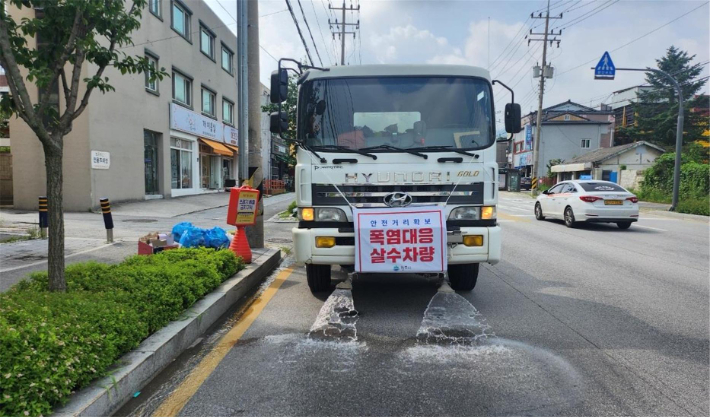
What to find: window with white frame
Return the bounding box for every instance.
[221,45,233,74]
[223,99,234,125]
[564,114,571,121]
[149,0,161,17]
[173,70,192,106]
[145,54,158,92]
[581,139,591,148]
[200,25,214,59]
[202,88,215,117]
[170,138,193,189]
[171,1,191,40]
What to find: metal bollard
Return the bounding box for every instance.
[100,198,114,243]
[38,196,48,239]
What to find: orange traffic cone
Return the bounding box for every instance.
[229,226,252,263]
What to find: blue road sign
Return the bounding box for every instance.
[595,51,615,80]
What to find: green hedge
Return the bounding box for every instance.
[639,153,710,215]
[0,248,242,417]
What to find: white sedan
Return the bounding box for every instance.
[534,180,639,229]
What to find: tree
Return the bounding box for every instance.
[262,74,299,166]
[546,158,563,178]
[0,0,166,291]
[620,46,708,147]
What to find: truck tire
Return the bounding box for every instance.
[447,263,479,291]
[306,264,332,293]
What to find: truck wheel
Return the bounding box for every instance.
[447,263,479,291]
[306,264,332,293]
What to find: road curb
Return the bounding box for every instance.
[640,207,709,222]
[53,248,282,417]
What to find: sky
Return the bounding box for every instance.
[205,0,710,126]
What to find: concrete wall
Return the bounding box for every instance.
[619,169,644,190]
[536,123,609,178]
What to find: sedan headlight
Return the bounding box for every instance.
[449,206,480,220]
[299,207,347,222]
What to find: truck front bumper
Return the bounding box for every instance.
[292,225,501,266]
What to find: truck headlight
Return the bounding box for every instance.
[449,207,480,220]
[316,207,346,222]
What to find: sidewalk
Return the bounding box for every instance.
[0,192,294,291]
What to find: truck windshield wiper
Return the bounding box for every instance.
[312,145,377,160]
[299,143,326,163]
[360,144,428,159]
[416,146,479,158]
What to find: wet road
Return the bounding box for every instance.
[119,192,709,416]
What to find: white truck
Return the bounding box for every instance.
[269,63,521,293]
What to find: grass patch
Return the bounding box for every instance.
[676,196,709,216]
[278,201,298,219]
[0,248,244,417]
[1,227,42,244]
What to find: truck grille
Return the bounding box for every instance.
[311,183,484,207]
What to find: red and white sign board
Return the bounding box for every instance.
[354,206,446,273]
[226,187,260,226]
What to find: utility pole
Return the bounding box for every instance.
[329,2,360,65]
[237,0,248,183]
[529,0,562,193]
[246,0,264,247]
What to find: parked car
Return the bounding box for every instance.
[534,180,639,229]
[520,177,532,190]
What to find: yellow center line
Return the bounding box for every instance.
[498,212,530,222]
[152,266,296,417]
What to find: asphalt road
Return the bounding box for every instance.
[120,192,709,416]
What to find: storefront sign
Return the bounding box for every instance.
[170,103,223,141]
[227,186,260,226]
[524,124,532,151]
[353,206,446,273]
[91,151,110,170]
[224,125,238,146]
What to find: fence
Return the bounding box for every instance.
[264,179,285,196]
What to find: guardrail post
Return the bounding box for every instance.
[38,196,48,239]
[100,198,114,243]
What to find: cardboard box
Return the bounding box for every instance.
[138,232,178,255]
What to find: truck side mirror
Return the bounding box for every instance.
[505,103,522,134]
[270,69,288,104]
[270,111,288,134]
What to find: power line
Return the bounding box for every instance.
[296,0,324,66]
[310,0,334,65]
[260,8,288,18]
[489,17,531,69]
[557,2,709,77]
[552,0,619,31]
[284,0,315,66]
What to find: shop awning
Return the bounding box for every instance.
[199,138,233,157]
[224,144,239,155]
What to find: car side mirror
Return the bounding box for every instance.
[270,69,288,104]
[542,189,550,195]
[505,103,522,134]
[270,111,288,134]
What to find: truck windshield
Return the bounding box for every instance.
[298,77,494,151]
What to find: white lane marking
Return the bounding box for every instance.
[0,242,119,273]
[633,224,667,232]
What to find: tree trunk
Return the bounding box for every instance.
[44,140,66,292]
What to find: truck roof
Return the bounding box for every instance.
[301,64,491,82]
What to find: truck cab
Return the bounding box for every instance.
[269,64,521,293]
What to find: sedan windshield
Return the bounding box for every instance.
[298,77,494,151]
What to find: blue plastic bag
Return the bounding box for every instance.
[204,227,229,249]
[179,227,206,248]
[172,222,194,242]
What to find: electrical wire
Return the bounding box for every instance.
[552,0,619,31]
[284,0,315,66]
[296,0,324,66]
[310,0,335,65]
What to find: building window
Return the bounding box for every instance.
[145,54,158,93]
[221,44,234,74]
[149,0,161,18]
[200,25,215,60]
[223,99,234,125]
[171,138,193,189]
[173,70,192,106]
[564,114,571,121]
[581,139,591,149]
[171,1,191,40]
[202,88,215,117]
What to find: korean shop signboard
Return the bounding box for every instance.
[170,103,223,141]
[353,206,446,273]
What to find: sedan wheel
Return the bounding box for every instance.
[564,207,577,228]
[617,222,632,230]
[535,202,545,220]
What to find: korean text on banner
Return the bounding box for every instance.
[235,190,259,225]
[354,206,446,273]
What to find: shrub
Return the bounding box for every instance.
[0,249,243,417]
[676,196,710,216]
